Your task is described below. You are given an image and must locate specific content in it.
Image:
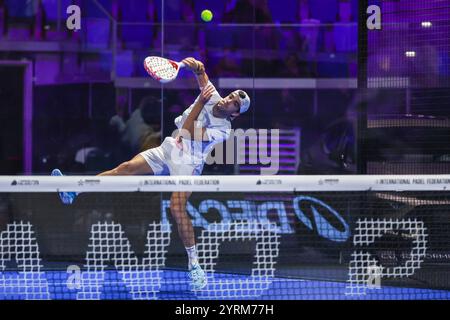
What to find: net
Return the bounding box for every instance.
[0,175,449,300]
[360,0,450,174]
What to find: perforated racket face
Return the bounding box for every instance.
[144,56,180,83]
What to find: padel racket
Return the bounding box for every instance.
[143,56,185,83]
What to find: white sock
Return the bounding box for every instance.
[185,245,199,270]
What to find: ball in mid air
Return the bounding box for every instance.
[201,9,213,22]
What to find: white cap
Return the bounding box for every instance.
[233,90,250,114]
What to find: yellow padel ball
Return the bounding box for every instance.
[201,9,213,22]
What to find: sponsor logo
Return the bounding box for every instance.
[78,179,101,186]
[426,178,450,185]
[193,179,220,186]
[140,179,177,186]
[293,196,350,242]
[425,252,450,262]
[380,251,450,264]
[376,179,411,185]
[318,179,339,186]
[10,179,39,186]
[162,196,351,242]
[256,179,282,185]
[376,178,450,186]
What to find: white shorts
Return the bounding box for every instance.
[139,137,204,176]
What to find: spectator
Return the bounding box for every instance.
[222,0,273,23]
[181,0,195,23]
[4,0,37,18]
[222,0,279,72]
[279,53,311,78]
[282,53,301,77]
[213,49,242,77]
[109,95,161,157]
[280,28,307,53]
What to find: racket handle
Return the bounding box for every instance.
[179,62,185,68]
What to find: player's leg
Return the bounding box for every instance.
[52,155,153,204]
[169,191,207,290]
[53,147,161,204]
[98,154,154,176]
[170,191,195,249]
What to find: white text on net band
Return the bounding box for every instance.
[0,175,450,192]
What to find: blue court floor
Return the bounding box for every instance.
[0,270,449,300]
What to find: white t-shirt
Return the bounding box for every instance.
[173,81,231,164]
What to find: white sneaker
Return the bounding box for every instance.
[51,169,78,204]
[188,264,207,290]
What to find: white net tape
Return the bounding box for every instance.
[2,175,450,193]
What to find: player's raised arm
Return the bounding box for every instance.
[177,83,215,142]
[181,57,209,89]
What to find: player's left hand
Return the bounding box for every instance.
[199,84,215,104]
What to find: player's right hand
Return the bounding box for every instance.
[199,84,215,104]
[182,57,204,74]
[181,57,197,71]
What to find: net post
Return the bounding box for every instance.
[357,0,369,174]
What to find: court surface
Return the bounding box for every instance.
[1,269,449,300]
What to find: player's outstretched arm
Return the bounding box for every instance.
[181,57,209,89]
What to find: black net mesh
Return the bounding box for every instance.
[0,187,449,300]
[361,0,450,174]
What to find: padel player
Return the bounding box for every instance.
[52,57,251,290]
